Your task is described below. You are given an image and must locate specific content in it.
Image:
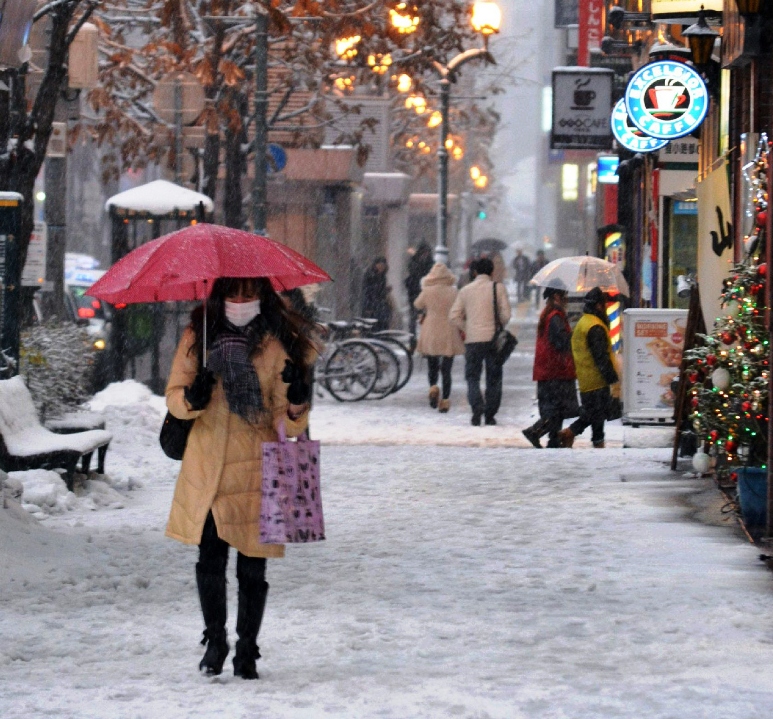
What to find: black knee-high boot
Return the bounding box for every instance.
[196,564,230,675]
[233,556,268,680]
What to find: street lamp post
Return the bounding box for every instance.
[252,10,268,235]
[431,2,500,265]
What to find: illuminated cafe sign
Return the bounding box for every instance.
[651,0,722,22]
[611,99,669,153]
[624,60,709,141]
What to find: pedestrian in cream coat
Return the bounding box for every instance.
[414,262,465,411]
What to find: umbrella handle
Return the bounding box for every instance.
[202,279,208,369]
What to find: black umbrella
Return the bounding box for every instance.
[471,237,507,253]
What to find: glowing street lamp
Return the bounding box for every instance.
[471,1,502,46]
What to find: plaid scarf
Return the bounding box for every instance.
[207,323,265,424]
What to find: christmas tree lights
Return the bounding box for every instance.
[684,135,770,472]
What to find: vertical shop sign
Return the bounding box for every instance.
[696,160,733,327]
[578,0,604,67]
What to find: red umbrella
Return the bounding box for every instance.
[86,223,331,304]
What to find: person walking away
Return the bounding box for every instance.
[361,257,393,331]
[529,250,550,305]
[512,249,532,302]
[522,285,579,448]
[449,256,512,426]
[414,262,465,412]
[165,277,317,679]
[490,251,507,284]
[558,287,618,449]
[404,243,435,347]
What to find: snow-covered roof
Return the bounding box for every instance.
[105,180,214,215]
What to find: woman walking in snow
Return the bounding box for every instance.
[165,277,316,679]
[413,262,465,412]
[522,285,579,448]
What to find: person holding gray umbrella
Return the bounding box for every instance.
[522,282,579,448]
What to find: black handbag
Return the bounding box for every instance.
[159,344,202,460]
[159,412,194,460]
[491,283,518,364]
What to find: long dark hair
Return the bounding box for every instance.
[188,277,318,373]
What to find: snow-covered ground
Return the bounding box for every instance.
[2,317,773,718]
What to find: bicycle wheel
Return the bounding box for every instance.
[366,340,401,399]
[323,340,378,401]
[372,333,413,392]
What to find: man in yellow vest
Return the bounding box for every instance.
[558,287,618,448]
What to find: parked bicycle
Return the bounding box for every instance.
[313,314,414,402]
[0,347,16,380]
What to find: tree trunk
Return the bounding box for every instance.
[223,92,247,229]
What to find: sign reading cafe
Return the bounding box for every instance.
[551,68,614,150]
[610,99,669,153]
[624,60,709,141]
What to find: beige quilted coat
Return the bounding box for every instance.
[449,274,512,344]
[414,263,465,357]
[165,327,309,558]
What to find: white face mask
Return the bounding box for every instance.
[225,299,261,327]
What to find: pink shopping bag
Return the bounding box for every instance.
[260,422,325,544]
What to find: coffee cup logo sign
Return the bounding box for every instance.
[624,60,709,141]
[572,79,596,110]
[610,99,669,153]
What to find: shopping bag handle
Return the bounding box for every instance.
[276,419,309,443]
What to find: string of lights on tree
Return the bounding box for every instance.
[685,133,770,475]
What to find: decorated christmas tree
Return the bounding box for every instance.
[684,136,770,473]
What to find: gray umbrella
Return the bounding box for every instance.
[471,237,507,253]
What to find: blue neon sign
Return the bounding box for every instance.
[610,99,669,153]
[624,60,709,141]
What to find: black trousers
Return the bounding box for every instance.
[568,386,610,445]
[464,342,503,419]
[199,512,266,583]
[427,355,454,399]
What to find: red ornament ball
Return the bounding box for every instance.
[691,397,699,408]
[725,439,738,453]
[706,354,717,366]
[742,401,752,413]
[688,370,699,383]
[709,430,719,442]
[758,262,767,278]
[730,471,739,483]
[721,331,735,345]
[757,210,768,227]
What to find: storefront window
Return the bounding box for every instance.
[663,198,698,309]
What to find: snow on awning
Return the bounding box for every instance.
[105,180,214,216]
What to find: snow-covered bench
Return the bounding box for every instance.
[0,376,112,491]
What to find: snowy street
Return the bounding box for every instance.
[2,316,773,718]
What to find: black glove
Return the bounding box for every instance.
[184,368,216,410]
[282,359,310,405]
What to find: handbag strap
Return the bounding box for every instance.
[492,282,503,333]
